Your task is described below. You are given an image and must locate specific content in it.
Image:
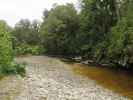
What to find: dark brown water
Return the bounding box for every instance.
[70,63,133,99]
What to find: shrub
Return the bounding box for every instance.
[15,44,44,55]
[0,62,26,77]
[0,21,13,66]
[0,21,26,78]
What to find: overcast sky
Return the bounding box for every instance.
[0,0,78,27]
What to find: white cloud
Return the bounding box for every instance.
[0,0,78,26]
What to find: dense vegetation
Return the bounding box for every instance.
[41,4,80,55]
[39,0,133,68]
[12,19,43,55]
[0,20,25,78]
[0,0,133,75]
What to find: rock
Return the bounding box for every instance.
[12,56,130,100]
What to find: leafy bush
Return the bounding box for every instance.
[15,63,26,77]
[0,62,26,77]
[0,21,13,66]
[15,44,44,55]
[0,20,26,78]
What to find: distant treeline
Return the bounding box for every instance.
[2,0,133,69]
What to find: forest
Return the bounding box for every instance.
[0,0,133,77]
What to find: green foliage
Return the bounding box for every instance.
[12,19,41,45]
[13,62,26,77]
[78,0,118,62]
[0,20,13,66]
[0,62,26,77]
[40,4,80,55]
[0,20,26,77]
[107,1,133,67]
[12,19,44,55]
[0,0,132,70]
[39,0,133,68]
[79,0,133,67]
[15,44,44,55]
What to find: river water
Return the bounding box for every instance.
[70,63,133,99]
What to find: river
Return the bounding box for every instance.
[70,63,133,99]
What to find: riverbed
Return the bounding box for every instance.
[0,56,130,100]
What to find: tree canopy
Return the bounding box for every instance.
[1,0,133,71]
[40,4,80,55]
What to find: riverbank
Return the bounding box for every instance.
[59,55,133,73]
[0,56,129,100]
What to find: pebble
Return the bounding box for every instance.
[14,56,130,100]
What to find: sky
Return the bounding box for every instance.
[0,0,78,27]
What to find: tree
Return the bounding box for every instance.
[12,19,41,45]
[40,4,80,55]
[78,0,118,62]
[12,19,31,46]
[12,19,43,55]
[108,0,133,67]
